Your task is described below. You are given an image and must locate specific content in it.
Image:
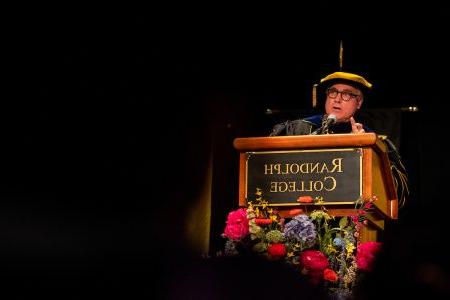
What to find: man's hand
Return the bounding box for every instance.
[350,117,365,134]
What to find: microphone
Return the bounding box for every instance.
[323,114,337,132]
[311,114,337,135]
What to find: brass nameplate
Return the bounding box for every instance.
[246,148,362,205]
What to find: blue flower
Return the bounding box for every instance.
[283,214,316,247]
[333,237,345,248]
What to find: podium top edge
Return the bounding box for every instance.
[233,133,378,151]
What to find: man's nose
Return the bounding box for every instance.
[333,94,343,102]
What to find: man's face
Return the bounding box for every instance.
[324,83,363,123]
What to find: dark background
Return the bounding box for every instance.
[2,3,449,298]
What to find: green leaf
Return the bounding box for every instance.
[252,242,267,253]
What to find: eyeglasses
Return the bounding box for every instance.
[326,88,361,102]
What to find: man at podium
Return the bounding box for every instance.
[270,71,372,136]
[269,71,409,209]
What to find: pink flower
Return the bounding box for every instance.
[223,208,249,240]
[267,243,286,259]
[356,241,382,272]
[350,215,359,223]
[364,202,373,209]
[300,250,329,284]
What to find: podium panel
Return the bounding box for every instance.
[234,133,398,241]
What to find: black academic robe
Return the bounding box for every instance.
[270,114,409,209]
[270,114,372,136]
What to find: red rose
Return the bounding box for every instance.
[323,268,338,282]
[289,208,304,216]
[297,196,314,203]
[255,218,272,225]
[300,250,329,284]
[267,243,286,259]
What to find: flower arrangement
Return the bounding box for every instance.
[221,188,382,298]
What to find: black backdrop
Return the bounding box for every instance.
[2,4,449,299]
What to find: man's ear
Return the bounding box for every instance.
[357,99,363,109]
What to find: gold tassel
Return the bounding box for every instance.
[339,40,344,70]
[312,84,318,108]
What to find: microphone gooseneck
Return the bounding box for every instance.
[311,114,337,135]
[321,114,336,134]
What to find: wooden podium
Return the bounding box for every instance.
[233,133,398,242]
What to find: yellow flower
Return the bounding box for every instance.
[326,244,338,254]
[314,196,325,204]
[310,210,332,221]
[346,242,356,257]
